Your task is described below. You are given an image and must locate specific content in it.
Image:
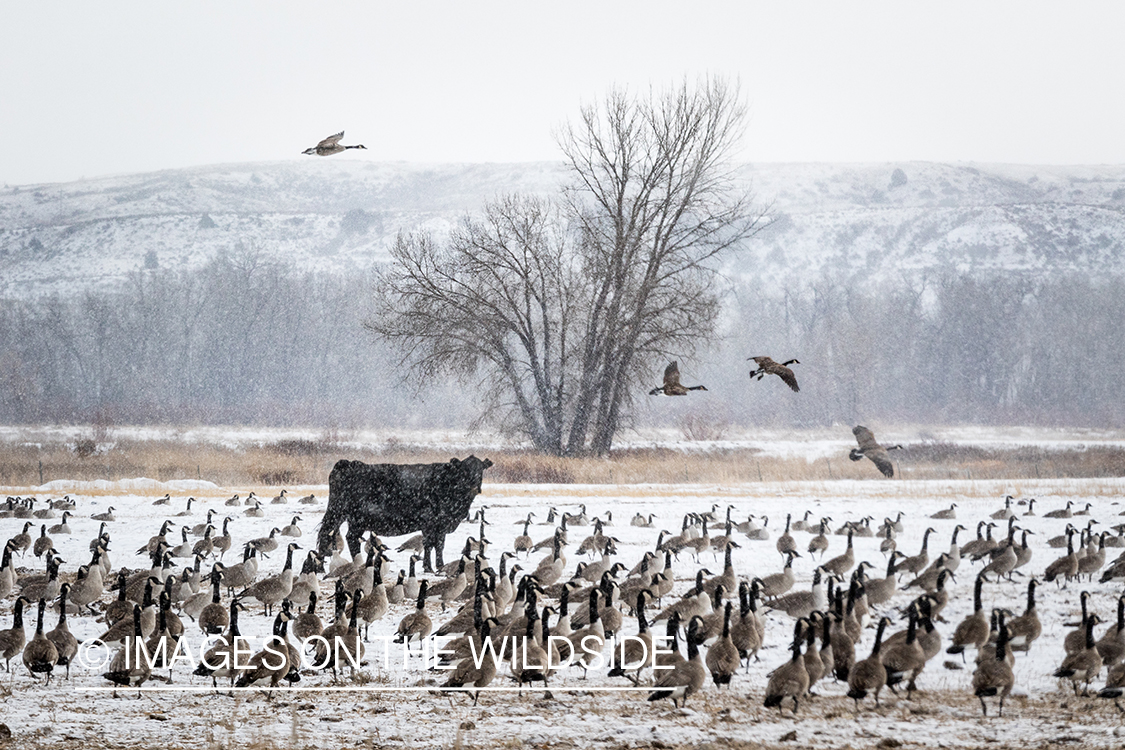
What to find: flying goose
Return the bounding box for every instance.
[648,361,707,396]
[302,131,366,156]
[748,355,800,392]
[849,425,902,478]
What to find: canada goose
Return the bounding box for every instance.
[302,131,366,156]
[1006,578,1041,653]
[198,569,229,634]
[931,503,957,520]
[0,543,14,600]
[90,506,116,522]
[241,542,298,616]
[235,611,295,690]
[880,602,928,696]
[69,548,106,614]
[897,527,936,577]
[443,616,502,704]
[861,552,904,606]
[648,615,706,707]
[1063,591,1093,656]
[293,589,325,645]
[1096,594,1125,666]
[879,524,897,556]
[248,528,282,557]
[31,525,53,559]
[823,529,856,578]
[508,605,550,694]
[349,573,389,639]
[244,501,265,518]
[169,526,195,558]
[648,360,707,396]
[706,601,739,687]
[849,425,902,478]
[776,513,797,557]
[277,515,302,538]
[101,606,150,696]
[271,489,288,505]
[1044,500,1075,519]
[609,591,656,683]
[940,524,968,573]
[741,514,771,540]
[513,515,534,555]
[847,615,891,708]
[193,599,245,688]
[801,613,828,695]
[631,513,656,528]
[212,517,233,560]
[763,619,811,713]
[46,583,78,679]
[972,611,1015,716]
[143,595,183,684]
[807,518,830,560]
[757,550,798,599]
[224,493,241,507]
[990,495,1015,521]
[10,522,33,556]
[1048,523,1078,549]
[767,568,827,620]
[1077,531,1108,581]
[46,511,72,535]
[947,574,988,661]
[192,525,216,559]
[395,580,432,645]
[829,593,855,681]
[730,581,763,666]
[568,589,607,677]
[1055,613,1104,696]
[1098,660,1125,710]
[1044,529,1079,587]
[20,598,58,684]
[298,493,317,505]
[789,509,814,533]
[220,546,259,595]
[175,496,195,517]
[748,355,800,392]
[153,493,171,506]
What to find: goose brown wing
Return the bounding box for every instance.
[318,131,345,148]
[663,361,683,388]
[776,365,800,392]
[852,425,881,452]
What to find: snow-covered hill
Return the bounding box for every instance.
[3,160,1125,297]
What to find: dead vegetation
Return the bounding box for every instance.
[2,432,1125,489]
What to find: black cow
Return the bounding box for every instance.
[316,455,493,572]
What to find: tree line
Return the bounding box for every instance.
[2,258,1122,433]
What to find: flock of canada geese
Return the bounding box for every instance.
[3,483,1125,720]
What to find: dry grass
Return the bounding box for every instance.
[2,433,1125,489]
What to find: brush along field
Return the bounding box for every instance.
[2,473,1125,750]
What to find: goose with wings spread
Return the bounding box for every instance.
[302,131,367,156]
[849,425,903,478]
[748,356,800,392]
[649,361,707,396]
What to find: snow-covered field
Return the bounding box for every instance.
[3,474,1125,749]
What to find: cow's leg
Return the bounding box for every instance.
[422,543,434,573]
[345,527,363,559]
[433,533,445,570]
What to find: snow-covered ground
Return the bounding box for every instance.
[3,474,1125,748]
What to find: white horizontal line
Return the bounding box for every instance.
[70,685,654,693]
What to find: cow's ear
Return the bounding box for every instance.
[482,458,493,469]
[450,457,461,466]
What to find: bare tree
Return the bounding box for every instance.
[368,195,579,452]
[558,77,766,453]
[368,77,765,455]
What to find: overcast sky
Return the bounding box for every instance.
[3,1,1124,186]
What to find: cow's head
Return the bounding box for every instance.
[450,455,493,492]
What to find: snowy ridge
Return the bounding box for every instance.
[3,161,1125,298]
